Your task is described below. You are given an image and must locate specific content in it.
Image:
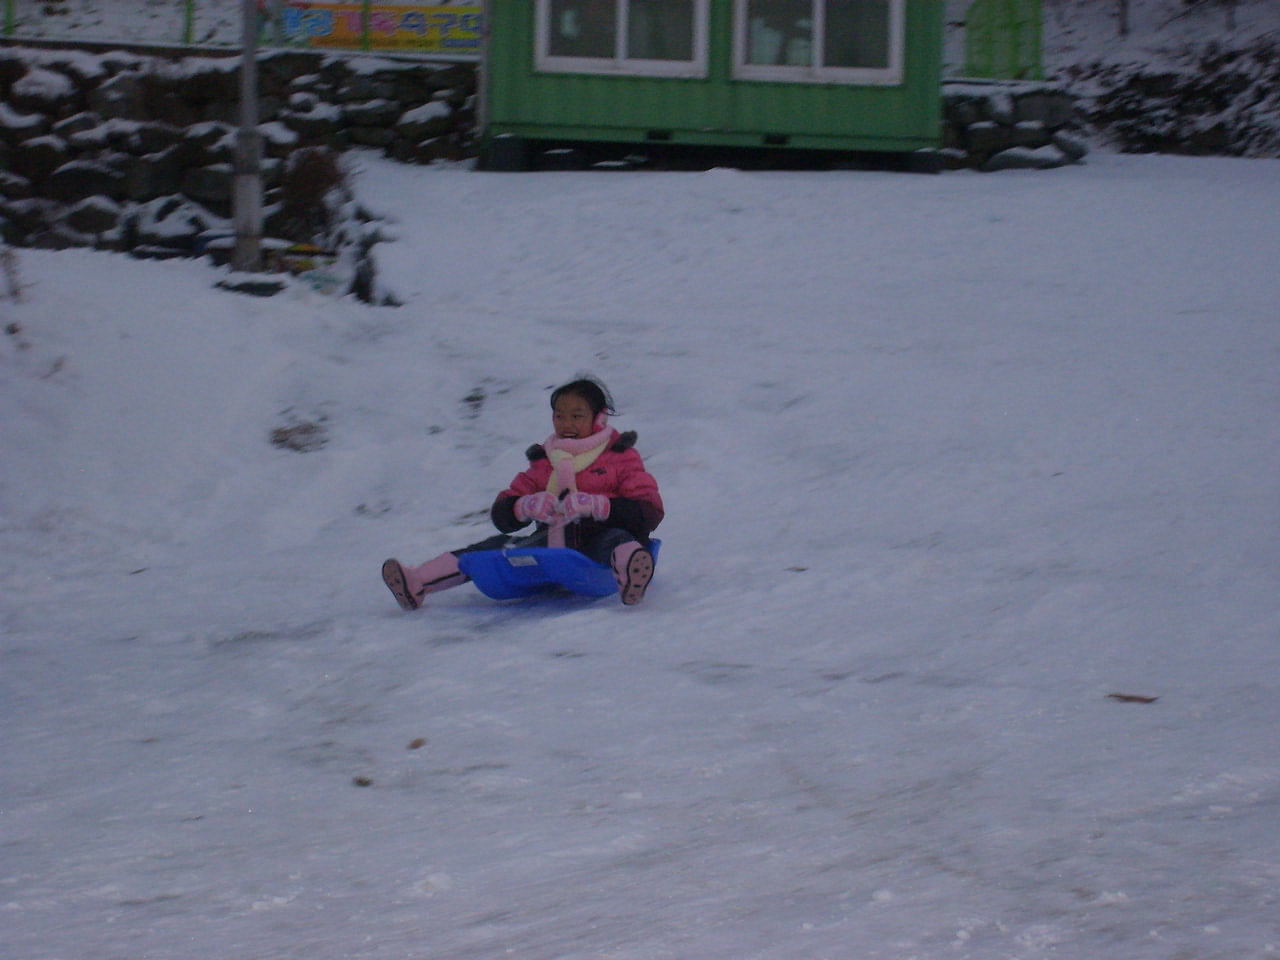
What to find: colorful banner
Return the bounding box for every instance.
[273,2,483,53]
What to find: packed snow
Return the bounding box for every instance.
[3,150,1279,959]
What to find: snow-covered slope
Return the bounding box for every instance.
[1037,0,1280,156]
[3,152,1279,958]
[1038,0,1278,72]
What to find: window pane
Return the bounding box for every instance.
[548,0,617,58]
[823,0,889,69]
[745,0,812,66]
[627,0,694,61]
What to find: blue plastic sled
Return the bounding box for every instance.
[458,540,661,600]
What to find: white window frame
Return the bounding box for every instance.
[733,0,905,85]
[535,0,710,78]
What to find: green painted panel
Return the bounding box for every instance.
[963,0,1042,80]
[486,0,942,152]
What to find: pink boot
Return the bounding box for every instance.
[610,541,654,606]
[381,553,467,610]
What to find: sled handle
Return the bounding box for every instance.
[547,489,570,548]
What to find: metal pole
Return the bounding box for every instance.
[232,0,263,273]
[475,0,490,137]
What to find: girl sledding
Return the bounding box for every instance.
[381,374,664,608]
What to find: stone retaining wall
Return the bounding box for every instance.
[0,45,474,256]
[942,80,1089,171]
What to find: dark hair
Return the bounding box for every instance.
[550,378,614,417]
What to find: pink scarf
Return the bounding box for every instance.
[543,426,612,497]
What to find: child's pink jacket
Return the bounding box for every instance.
[490,429,664,546]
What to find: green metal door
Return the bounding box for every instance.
[963,0,1042,80]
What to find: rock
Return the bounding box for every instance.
[965,120,1011,155]
[288,74,333,103]
[0,50,28,89]
[89,71,148,121]
[261,156,285,189]
[289,91,321,112]
[426,63,474,94]
[139,85,200,127]
[1051,130,1089,162]
[0,102,51,145]
[43,50,116,87]
[9,66,79,115]
[259,121,299,158]
[125,145,187,201]
[0,169,34,201]
[131,121,186,155]
[129,245,195,261]
[944,94,986,129]
[983,90,1015,125]
[1011,120,1050,149]
[46,159,127,201]
[980,145,1071,172]
[52,111,104,140]
[183,121,237,162]
[217,275,288,297]
[1189,121,1231,154]
[1,197,62,238]
[396,101,453,141]
[259,52,325,94]
[132,196,226,250]
[198,98,240,126]
[1014,90,1077,128]
[394,74,439,104]
[180,163,234,205]
[942,118,966,151]
[342,99,403,127]
[337,76,397,103]
[66,122,115,152]
[258,93,285,120]
[13,135,69,182]
[170,59,239,103]
[63,195,123,234]
[0,212,23,245]
[347,126,398,148]
[280,102,343,141]
[26,222,96,250]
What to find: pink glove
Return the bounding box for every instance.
[514,492,559,524]
[559,491,610,522]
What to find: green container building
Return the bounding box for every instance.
[481,0,944,167]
